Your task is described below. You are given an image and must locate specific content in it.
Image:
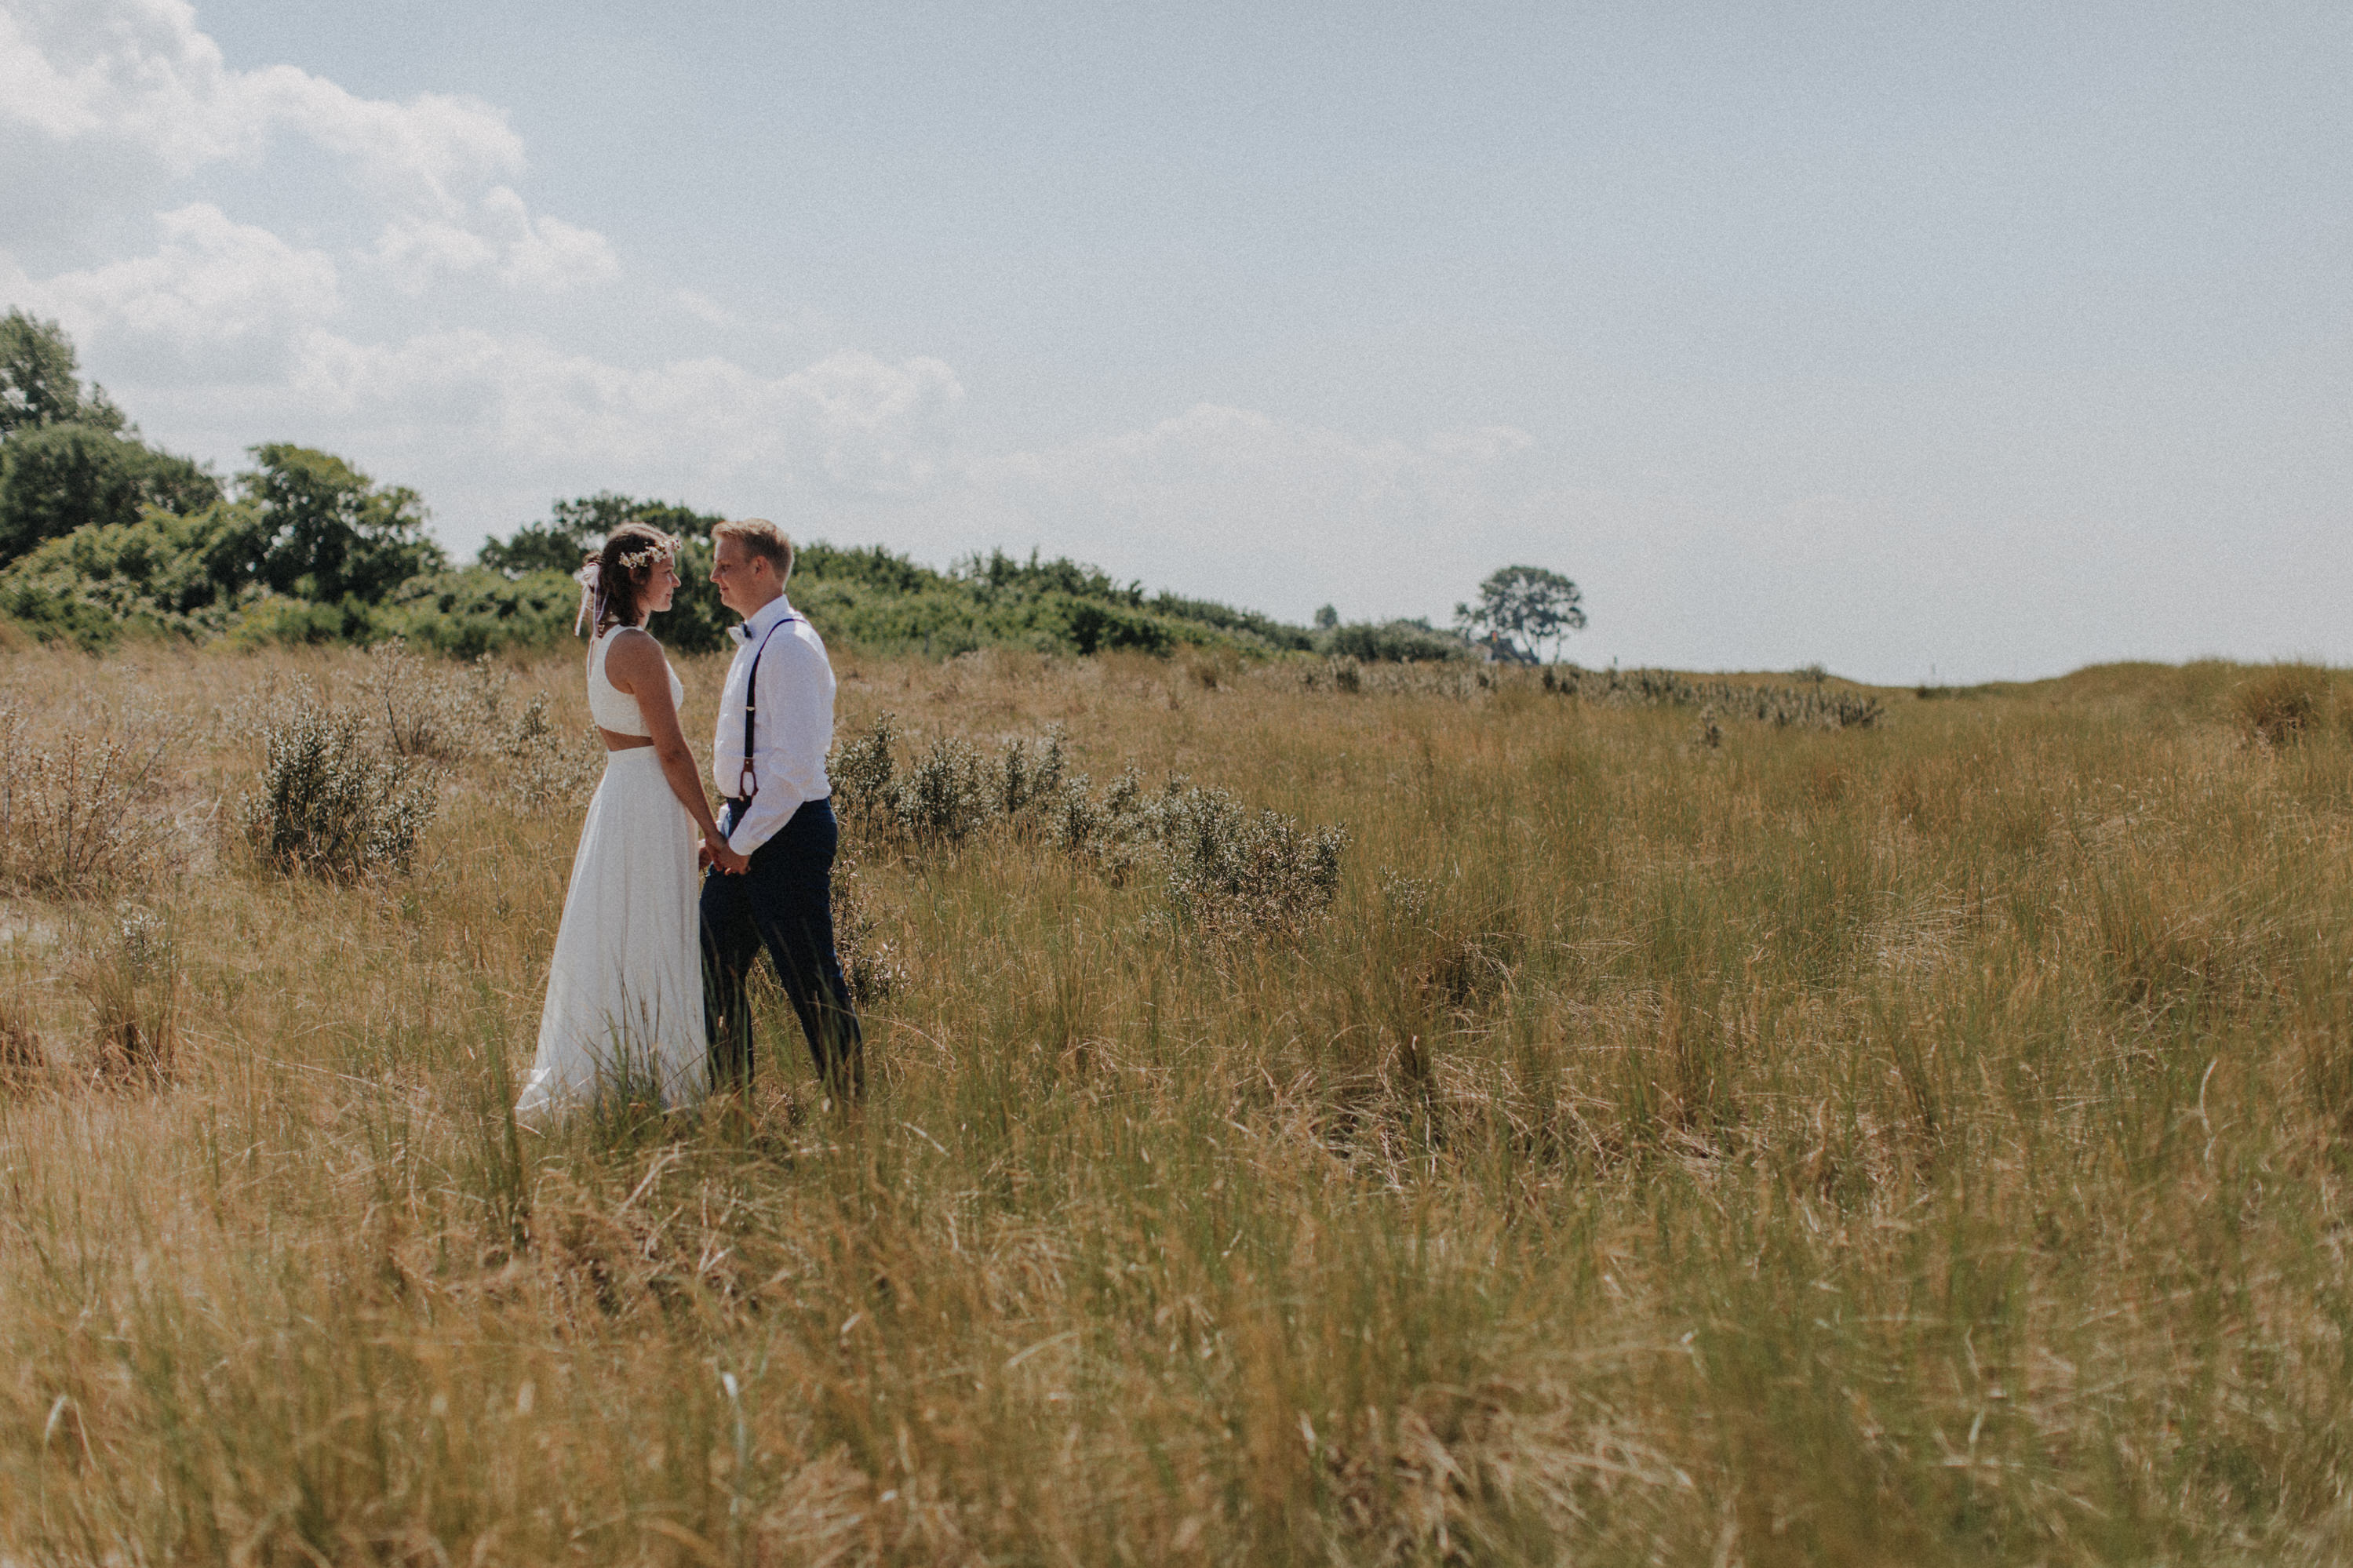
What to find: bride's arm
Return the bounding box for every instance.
[603,631,741,868]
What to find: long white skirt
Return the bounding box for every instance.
[515,748,708,1125]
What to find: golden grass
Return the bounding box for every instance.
[3,641,2353,1564]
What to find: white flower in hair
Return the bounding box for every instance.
[617,533,679,573]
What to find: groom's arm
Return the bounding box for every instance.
[725,631,832,857]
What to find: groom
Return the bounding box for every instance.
[700,518,864,1101]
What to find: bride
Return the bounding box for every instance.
[515,523,748,1125]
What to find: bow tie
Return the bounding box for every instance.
[729,621,752,645]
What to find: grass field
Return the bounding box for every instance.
[3,639,2352,1565]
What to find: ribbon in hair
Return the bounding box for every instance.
[573,559,603,637]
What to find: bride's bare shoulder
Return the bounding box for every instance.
[600,625,664,679]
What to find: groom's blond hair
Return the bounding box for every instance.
[713,518,792,583]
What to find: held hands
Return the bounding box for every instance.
[702,835,750,875]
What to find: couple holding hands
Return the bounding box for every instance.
[513,518,862,1126]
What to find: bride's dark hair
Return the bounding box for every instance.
[588,523,679,633]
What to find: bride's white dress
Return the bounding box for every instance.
[515,629,707,1124]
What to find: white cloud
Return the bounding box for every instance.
[0,0,604,298]
[375,187,619,294]
[0,0,519,185]
[20,202,338,348]
[267,331,963,496]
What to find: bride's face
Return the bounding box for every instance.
[642,558,679,616]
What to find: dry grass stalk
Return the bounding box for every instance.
[79,907,181,1083]
[2233,661,2344,746]
[0,971,45,1089]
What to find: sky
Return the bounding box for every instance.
[2,0,2346,682]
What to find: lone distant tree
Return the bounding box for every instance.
[1454,565,1585,663]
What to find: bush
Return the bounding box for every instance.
[242,700,436,879]
[2233,664,2336,746]
[831,853,906,1008]
[381,567,581,658]
[0,502,266,648]
[0,702,168,895]
[351,640,602,805]
[829,711,899,824]
[836,716,1081,849]
[894,736,992,844]
[1156,782,1346,935]
[228,594,387,649]
[1316,618,1473,664]
[501,692,603,808]
[1058,597,1173,656]
[829,714,1346,933]
[991,727,1069,822]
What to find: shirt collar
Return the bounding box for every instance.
[729,594,796,646]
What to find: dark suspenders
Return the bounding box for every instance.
[734,614,804,802]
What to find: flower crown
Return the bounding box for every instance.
[617,538,676,573]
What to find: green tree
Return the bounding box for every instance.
[0,423,220,565]
[242,444,445,602]
[1453,564,1585,663]
[480,492,730,649]
[0,308,124,436]
[0,311,218,565]
[479,492,723,577]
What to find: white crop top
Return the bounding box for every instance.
[586,629,684,737]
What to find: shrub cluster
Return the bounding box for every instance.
[241,699,436,880]
[1293,659,1887,729]
[832,714,1347,933]
[1313,617,1472,664]
[829,854,906,1008]
[1542,664,1885,729]
[1153,780,1346,935]
[0,700,167,896]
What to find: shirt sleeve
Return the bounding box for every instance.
[724,631,832,857]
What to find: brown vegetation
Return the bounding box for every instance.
[1,642,2351,1563]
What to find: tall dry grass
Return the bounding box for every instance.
[2,640,2352,1564]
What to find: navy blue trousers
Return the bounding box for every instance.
[700,797,864,1097]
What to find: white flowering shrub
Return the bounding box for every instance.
[242,699,435,879]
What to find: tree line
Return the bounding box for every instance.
[0,309,1583,664]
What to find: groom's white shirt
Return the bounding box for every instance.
[712,594,836,856]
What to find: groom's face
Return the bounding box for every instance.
[711,538,767,616]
